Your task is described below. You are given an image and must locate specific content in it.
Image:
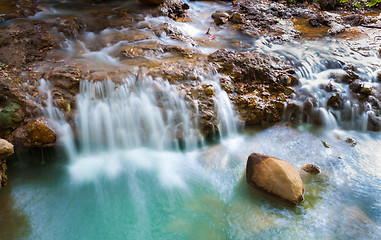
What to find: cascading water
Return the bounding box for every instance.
[62,68,239,183]
[1,1,381,240]
[258,40,381,131]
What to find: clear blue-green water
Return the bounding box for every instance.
[1,127,380,239]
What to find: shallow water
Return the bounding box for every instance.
[2,127,381,239]
[1,0,381,239]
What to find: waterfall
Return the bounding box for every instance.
[36,69,239,183]
[260,40,381,131]
[76,76,202,153]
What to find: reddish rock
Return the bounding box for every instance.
[25,118,56,146]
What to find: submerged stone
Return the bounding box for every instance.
[345,137,357,147]
[246,153,304,205]
[302,164,321,175]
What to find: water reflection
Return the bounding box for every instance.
[0,186,31,240]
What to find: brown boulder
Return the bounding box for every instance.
[25,118,56,146]
[246,153,304,205]
[0,139,14,159]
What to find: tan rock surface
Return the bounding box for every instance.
[0,138,14,159]
[246,153,304,205]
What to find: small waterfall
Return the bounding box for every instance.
[263,41,381,131]
[36,69,239,183]
[76,75,203,153]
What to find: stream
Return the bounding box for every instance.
[1,0,381,239]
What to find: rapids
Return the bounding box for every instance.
[0,0,380,239]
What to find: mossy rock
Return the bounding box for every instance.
[0,94,23,137]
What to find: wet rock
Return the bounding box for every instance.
[0,20,56,68]
[321,81,340,93]
[327,94,344,110]
[345,137,357,147]
[212,11,230,26]
[367,113,381,131]
[55,16,83,38]
[209,49,294,127]
[328,22,345,35]
[152,23,192,43]
[377,71,381,82]
[0,0,37,23]
[308,14,330,27]
[230,12,245,24]
[0,159,7,189]
[208,49,286,83]
[341,69,359,84]
[0,139,13,190]
[0,89,24,137]
[342,14,365,26]
[349,80,372,95]
[122,46,145,58]
[202,84,214,96]
[360,82,373,95]
[303,98,317,114]
[302,164,321,174]
[160,0,189,20]
[285,102,302,126]
[0,139,14,159]
[280,74,299,86]
[25,118,56,146]
[246,153,304,205]
[190,85,218,137]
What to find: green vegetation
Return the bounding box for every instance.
[340,0,380,8]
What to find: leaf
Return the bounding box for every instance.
[354,2,361,8]
[369,0,379,7]
[322,141,330,148]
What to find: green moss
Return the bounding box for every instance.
[0,98,23,135]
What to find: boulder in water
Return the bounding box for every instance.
[212,11,230,26]
[246,153,304,205]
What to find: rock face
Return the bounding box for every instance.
[0,20,56,68]
[209,49,296,127]
[0,139,14,190]
[246,153,304,205]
